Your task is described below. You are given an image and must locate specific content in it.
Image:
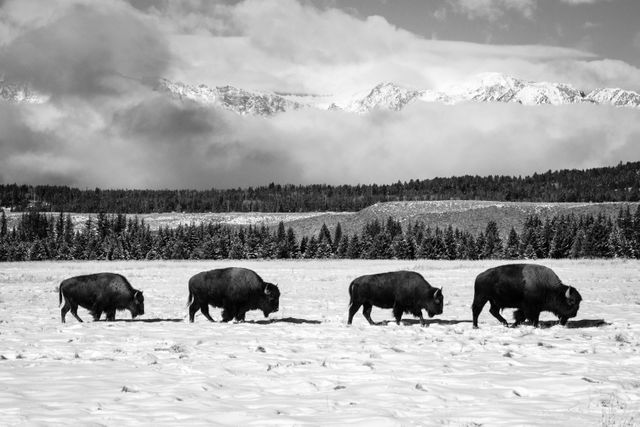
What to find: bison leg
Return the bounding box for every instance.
[362,303,375,325]
[221,306,235,323]
[471,295,488,328]
[199,304,215,322]
[61,300,71,323]
[412,309,426,326]
[70,303,83,323]
[106,310,116,321]
[235,311,246,322]
[92,311,103,321]
[488,302,509,326]
[526,309,541,328]
[512,309,526,327]
[392,305,403,325]
[188,298,201,323]
[558,316,568,326]
[347,302,362,325]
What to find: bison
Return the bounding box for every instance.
[472,263,582,328]
[187,267,280,323]
[347,270,443,326]
[59,273,145,323]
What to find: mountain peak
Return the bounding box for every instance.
[0,79,48,104]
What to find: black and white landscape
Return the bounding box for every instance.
[1,0,640,425]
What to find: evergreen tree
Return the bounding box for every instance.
[285,227,298,258]
[504,227,521,259]
[333,223,343,251]
[55,212,65,242]
[305,236,319,258]
[443,225,457,260]
[318,223,332,247]
[299,236,309,257]
[569,229,586,258]
[228,233,245,259]
[346,235,361,259]
[337,233,349,258]
[483,221,503,259]
[64,214,74,244]
[633,205,640,257]
[0,209,6,238]
[28,240,48,261]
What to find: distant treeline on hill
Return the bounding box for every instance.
[1,205,639,261]
[1,162,639,213]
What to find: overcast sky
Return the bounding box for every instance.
[1,0,639,189]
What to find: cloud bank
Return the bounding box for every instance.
[0,0,639,189]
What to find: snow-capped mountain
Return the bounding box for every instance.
[2,73,639,114]
[438,72,588,106]
[152,74,640,113]
[0,79,47,104]
[340,73,598,113]
[585,87,640,108]
[155,79,303,116]
[343,82,423,113]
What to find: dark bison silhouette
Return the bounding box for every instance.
[59,273,145,323]
[187,267,280,323]
[347,270,443,326]
[472,263,582,328]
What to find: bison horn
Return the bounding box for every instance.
[264,286,271,295]
[565,287,571,299]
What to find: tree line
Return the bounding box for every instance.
[2,161,639,213]
[2,205,640,261]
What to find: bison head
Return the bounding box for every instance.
[130,290,145,318]
[261,282,280,317]
[425,287,444,318]
[558,285,582,320]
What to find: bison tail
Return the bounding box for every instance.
[186,291,194,309]
[58,284,63,307]
[347,280,356,308]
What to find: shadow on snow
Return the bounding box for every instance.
[374,319,473,326]
[363,318,609,328]
[245,317,322,325]
[103,318,184,323]
[537,319,609,329]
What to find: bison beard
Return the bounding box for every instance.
[59,273,145,323]
[347,270,443,326]
[187,267,280,323]
[471,263,582,328]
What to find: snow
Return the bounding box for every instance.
[1,259,639,425]
[4,211,336,232]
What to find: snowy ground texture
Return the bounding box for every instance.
[1,259,639,426]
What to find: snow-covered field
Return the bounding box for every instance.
[1,259,639,425]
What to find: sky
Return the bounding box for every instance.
[0,0,639,190]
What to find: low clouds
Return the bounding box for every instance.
[0,2,170,100]
[0,0,638,189]
[2,96,638,189]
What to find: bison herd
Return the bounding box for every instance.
[58,264,583,328]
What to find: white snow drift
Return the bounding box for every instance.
[0,259,638,425]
